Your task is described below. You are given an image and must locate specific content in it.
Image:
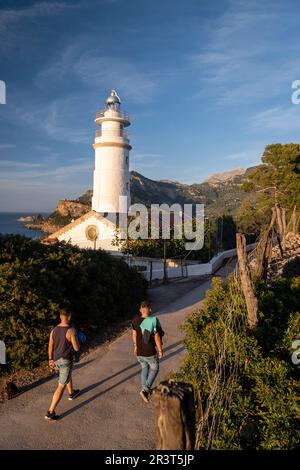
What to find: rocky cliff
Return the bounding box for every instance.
[56,200,90,218]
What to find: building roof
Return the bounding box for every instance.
[42,210,115,243]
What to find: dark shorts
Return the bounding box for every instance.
[55,358,72,385]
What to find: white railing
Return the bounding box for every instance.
[95,129,130,139]
[95,109,130,122]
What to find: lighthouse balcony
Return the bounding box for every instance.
[95,109,130,126]
[95,129,130,141]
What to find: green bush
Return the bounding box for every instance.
[0,235,147,371]
[177,275,300,449]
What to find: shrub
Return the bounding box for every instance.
[0,235,147,371]
[177,275,300,449]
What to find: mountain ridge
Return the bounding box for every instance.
[25,166,258,233]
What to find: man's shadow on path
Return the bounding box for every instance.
[60,340,185,419]
[19,359,95,396]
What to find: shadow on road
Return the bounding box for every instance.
[18,359,95,396]
[60,340,185,419]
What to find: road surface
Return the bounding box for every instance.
[0,259,235,450]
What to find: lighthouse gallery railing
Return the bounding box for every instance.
[95,110,130,122]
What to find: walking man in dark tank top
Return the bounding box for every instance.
[45,309,80,421]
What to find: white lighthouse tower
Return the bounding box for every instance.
[44,90,132,251]
[92,90,131,214]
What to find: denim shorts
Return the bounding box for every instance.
[55,358,73,385]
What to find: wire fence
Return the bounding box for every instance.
[195,274,247,449]
[196,234,260,449]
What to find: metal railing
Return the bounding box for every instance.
[95,109,130,122]
[95,129,130,139]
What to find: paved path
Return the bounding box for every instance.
[0,260,235,450]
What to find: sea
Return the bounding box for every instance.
[0,212,49,239]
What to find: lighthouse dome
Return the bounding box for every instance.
[106,89,121,105]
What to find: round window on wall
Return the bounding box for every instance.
[85,225,99,241]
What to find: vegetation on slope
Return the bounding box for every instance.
[177,275,300,449]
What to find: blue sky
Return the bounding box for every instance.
[1,0,300,211]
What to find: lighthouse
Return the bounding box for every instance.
[92,90,131,214]
[44,90,132,251]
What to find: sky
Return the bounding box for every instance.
[1,0,300,211]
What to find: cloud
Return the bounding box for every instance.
[35,40,160,104]
[188,0,300,105]
[0,153,93,210]
[0,1,121,54]
[0,160,44,168]
[34,40,87,88]
[139,163,206,185]
[130,153,164,174]
[131,153,163,161]
[221,148,262,171]
[0,143,16,150]
[5,37,163,144]
[5,95,93,144]
[0,156,92,181]
[0,1,71,25]
[73,54,158,104]
[250,105,300,132]
[0,2,77,52]
[223,149,261,162]
[224,151,250,160]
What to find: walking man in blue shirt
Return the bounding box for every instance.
[131,301,164,403]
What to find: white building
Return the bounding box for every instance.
[44,90,131,251]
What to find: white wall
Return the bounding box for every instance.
[57,215,119,251]
[120,243,256,281]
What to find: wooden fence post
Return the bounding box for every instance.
[275,204,286,252]
[290,205,299,234]
[152,380,195,450]
[267,229,274,265]
[254,208,276,278]
[262,231,274,279]
[274,226,284,258]
[236,233,258,329]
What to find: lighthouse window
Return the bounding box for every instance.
[126,182,129,190]
[126,156,129,165]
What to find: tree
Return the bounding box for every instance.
[238,144,300,233]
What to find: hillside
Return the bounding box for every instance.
[25,166,258,233]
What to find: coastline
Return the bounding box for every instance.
[0,212,49,238]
